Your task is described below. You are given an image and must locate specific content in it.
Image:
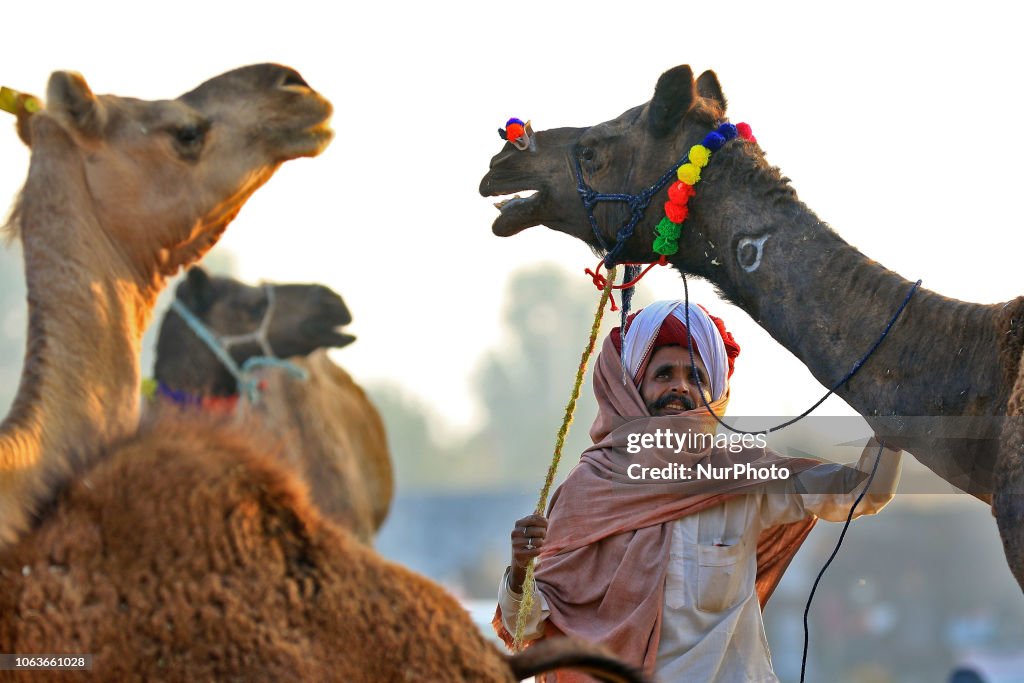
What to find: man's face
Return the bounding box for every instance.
[639,345,713,416]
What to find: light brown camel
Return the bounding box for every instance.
[479,64,1024,591]
[0,68,649,681]
[152,267,392,541]
[0,63,333,547]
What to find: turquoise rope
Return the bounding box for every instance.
[169,297,308,404]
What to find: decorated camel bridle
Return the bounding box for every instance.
[575,120,756,269]
[164,285,308,405]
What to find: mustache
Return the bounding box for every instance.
[648,392,696,413]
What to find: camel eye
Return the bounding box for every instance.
[579,147,595,162]
[172,124,207,159]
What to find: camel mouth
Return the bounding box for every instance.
[279,96,335,159]
[484,187,544,237]
[287,122,334,159]
[301,318,355,349]
[327,329,356,349]
[306,123,335,156]
[492,190,538,212]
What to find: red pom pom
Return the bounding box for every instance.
[667,181,695,204]
[736,122,754,141]
[505,123,525,141]
[664,201,689,224]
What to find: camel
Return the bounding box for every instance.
[0,67,649,681]
[479,64,1024,591]
[0,63,333,547]
[152,267,392,542]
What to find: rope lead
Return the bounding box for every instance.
[512,265,617,651]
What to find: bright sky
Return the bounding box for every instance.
[2,1,1022,432]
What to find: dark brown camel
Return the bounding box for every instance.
[154,266,355,399]
[152,267,393,542]
[0,67,648,681]
[479,64,1024,591]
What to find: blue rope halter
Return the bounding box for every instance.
[168,285,308,404]
[574,121,739,268]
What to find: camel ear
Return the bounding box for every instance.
[648,65,696,138]
[696,70,727,112]
[46,71,106,138]
[179,266,214,315]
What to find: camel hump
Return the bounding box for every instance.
[505,636,650,683]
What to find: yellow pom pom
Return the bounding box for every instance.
[677,163,701,185]
[140,377,158,401]
[689,144,711,168]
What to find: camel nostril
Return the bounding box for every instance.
[280,70,309,90]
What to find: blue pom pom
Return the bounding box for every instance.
[506,117,525,127]
[702,132,726,151]
[717,123,738,140]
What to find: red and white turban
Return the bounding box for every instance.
[610,301,740,401]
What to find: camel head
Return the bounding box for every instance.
[480,65,767,270]
[155,267,355,397]
[19,64,333,277]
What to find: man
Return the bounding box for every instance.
[495,300,901,682]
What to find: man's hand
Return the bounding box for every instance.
[509,513,548,594]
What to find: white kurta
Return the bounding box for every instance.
[499,447,902,682]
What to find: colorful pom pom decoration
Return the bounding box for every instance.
[652,121,755,257]
[702,132,726,151]
[664,201,689,224]
[667,181,696,204]
[688,144,711,168]
[653,235,680,256]
[499,117,532,151]
[655,217,682,240]
[677,163,701,185]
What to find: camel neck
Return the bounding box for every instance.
[0,131,159,543]
[678,145,1005,420]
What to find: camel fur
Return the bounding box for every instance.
[250,351,392,541]
[0,416,645,682]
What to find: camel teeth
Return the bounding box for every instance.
[493,194,522,210]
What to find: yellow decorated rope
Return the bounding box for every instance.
[512,265,617,651]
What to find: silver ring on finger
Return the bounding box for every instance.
[526,538,534,550]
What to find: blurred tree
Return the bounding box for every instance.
[367,264,651,492]
[366,382,499,491]
[471,264,651,487]
[0,244,26,415]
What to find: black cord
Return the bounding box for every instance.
[799,440,886,683]
[680,271,920,435]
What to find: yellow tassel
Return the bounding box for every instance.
[677,163,701,185]
[689,144,711,168]
[140,377,158,402]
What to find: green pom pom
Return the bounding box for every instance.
[653,235,679,256]
[656,217,682,240]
